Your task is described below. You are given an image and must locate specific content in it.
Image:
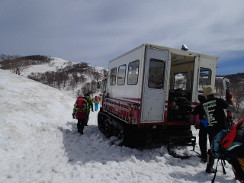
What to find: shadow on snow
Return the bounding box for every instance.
[58,121,168,164]
[58,121,234,182]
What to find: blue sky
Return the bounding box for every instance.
[0,0,244,75]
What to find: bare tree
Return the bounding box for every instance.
[102,69,108,77]
[215,77,224,97]
[0,54,19,61]
[70,73,79,89]
[1,58,28,75]
[82,82,91,95]
[230,79,244,121]
[93,71,102,81]
[90,79,97,94]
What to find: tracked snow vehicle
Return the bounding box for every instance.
[98,44,218,149]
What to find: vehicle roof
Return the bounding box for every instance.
[108,43,218,64]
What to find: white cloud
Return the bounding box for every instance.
[1,0,244,74]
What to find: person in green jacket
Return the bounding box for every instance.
[84,93,94,126]
[72,97,89,134]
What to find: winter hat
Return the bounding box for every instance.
[203,85,216,97]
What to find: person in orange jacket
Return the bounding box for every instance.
[94,96,100,111]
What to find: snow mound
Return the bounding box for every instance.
[0,69,235,183]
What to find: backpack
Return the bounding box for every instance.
[75,97,87,112]
[211,119,244,182]
[212,119,244,158]
[211,130,229,159]
[221,120,244,151]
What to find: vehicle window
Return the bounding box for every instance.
[148,59,165,89]
[110,67,117,85]
[117,64,126,85]
[127,60,139,85]
[174,72,187,90]
[198,68,212,92]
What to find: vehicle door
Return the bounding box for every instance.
[141,47,169,123]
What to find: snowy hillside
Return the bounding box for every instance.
[21,57,73,76]
[0,56,107,97]
[0,69,236,183]
[21,57,105,78]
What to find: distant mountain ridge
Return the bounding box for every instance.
[219,73,244,84]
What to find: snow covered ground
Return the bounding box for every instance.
[0,69,237,183]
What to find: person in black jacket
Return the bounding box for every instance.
[83,93,94,126]
[202,85,236,173]
[192,95,208,163]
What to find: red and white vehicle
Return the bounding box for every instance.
[98,44,218,148]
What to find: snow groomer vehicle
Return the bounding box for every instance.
[98,44,218,151]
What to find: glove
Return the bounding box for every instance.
[227,93,233,100]
[72,113,75,119]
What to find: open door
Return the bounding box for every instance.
[141,47,169,123]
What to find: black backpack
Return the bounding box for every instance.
[211,119,244,183]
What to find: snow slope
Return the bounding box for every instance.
[21,57,72,77]
[0,69,236,183]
